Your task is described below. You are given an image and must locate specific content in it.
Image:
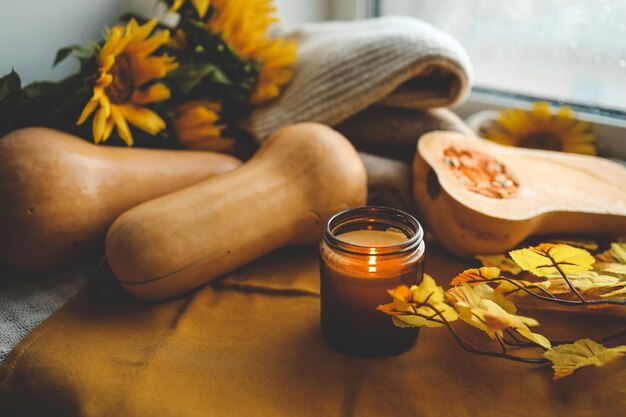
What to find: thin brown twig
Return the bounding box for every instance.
[459,277,626,306]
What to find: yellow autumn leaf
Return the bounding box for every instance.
[516,327,552,351]
[452,266,544,296]
[378,275,458,328]
[509,243,594,277]
[447,283,550,348]
[601,263,626,276]
[596,243,626,276]
[597,242,626,264]
[450,267,501,286]
[476,254,523,275]
[544,270,622,294]
[495,278,549,297]
[543,339,626,380]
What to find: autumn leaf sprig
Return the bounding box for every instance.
[378,241,626,380]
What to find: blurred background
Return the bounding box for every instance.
[2,0,625,117]
[0,0,626,112]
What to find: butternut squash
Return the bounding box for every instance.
[106,123,367,300]
[413,131,626,256]
[0,128,242,272]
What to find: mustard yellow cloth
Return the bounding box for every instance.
[1,246,624,417]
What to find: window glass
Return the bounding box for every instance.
[379,0,626,113]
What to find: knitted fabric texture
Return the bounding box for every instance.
[247,16,473,142]
[0,266,87,365]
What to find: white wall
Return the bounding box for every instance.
[276,0,329,25]
[0,0,329,85]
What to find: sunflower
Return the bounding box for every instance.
[174,101,234,151]
[481,102,597,155]
[169,0,211,19]
[208,0,297,104]
[77,19,177,145]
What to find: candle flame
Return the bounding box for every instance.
[368,250,377,272]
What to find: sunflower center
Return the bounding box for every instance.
[518,131,562,151]
[105,53,135,104]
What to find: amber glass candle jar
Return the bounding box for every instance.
[320,206,425,357]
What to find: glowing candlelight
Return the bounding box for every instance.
[320,207,425,357]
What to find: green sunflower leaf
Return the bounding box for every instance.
[0,70,23,137]
[23,81,57,99]
[169,63,232,95]
[53,45,80,67]
[0,69,21,102]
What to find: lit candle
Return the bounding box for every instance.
[320,206,425,357]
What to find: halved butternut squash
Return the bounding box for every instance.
[413,131,626,256]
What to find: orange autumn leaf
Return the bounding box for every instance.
[451,266,537,296]
[450,267,501,286]
[544,339,626,380]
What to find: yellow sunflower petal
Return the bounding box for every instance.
[132,55,178,86]
[481,128,517,146]
[99,94,111,119]
[177,107,220,128]
[486,102,597,155]
[169,0,185,12]
[557,106,576,120]
[498,109,528,137]
[567,133,597,144]
[176,100,221,116]
[127,19,158,43]
[84,17,177,147]
[126,30,171,58]
[119,104,166,135]
[77,96,100,125]
[132,83,171,105]
[531,102,552,124]
[100,26,124,61]
[208,0,296,105]
[97,72,113,87]
[178,126,225,142]
[102,118,115,142]
[566,120,594,135]
[191,0,211,18]
[111,105,133,146]
[564,143,597,155]
[92,106,109,143]
[99,54,116,74]
[109,33,133,58]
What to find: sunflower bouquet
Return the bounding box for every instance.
[0,0,296,152]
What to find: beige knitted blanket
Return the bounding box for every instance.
[247,16,473,142]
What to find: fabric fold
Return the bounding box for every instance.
[2,246,624,417]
